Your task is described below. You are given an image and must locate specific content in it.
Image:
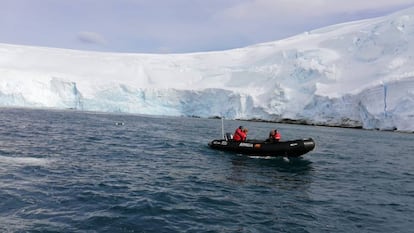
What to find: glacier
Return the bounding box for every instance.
[1,7,414,132]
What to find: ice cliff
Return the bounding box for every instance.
[1,7,414,132]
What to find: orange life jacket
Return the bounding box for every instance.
[274,132,281,140]
[233,128,246,141]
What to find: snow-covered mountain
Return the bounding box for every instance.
[1,7,414,132]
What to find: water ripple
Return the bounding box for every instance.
[0,108,413,232]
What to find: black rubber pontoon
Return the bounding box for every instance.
[208,137,315,157]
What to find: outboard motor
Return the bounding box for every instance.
[224,133,233,141]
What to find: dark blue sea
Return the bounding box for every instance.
[0,108,413,233]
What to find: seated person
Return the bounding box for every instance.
[233,126,248,141]
[267,129,281,142]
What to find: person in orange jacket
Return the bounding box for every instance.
[268,129,281,142]
[233,126,248,141]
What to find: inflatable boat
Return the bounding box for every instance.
[208,134,315,157]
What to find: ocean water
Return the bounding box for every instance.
[0,108,413,233]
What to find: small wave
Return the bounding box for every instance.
[0,156,51,166]
[248,155,278,160]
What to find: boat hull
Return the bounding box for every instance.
[208,138,315,157]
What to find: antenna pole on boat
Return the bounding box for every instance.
[221,117,225,139]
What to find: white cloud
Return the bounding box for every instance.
[219,0,414,21]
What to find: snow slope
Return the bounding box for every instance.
[1,7,414,132]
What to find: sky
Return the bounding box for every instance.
[2,0,414,54]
